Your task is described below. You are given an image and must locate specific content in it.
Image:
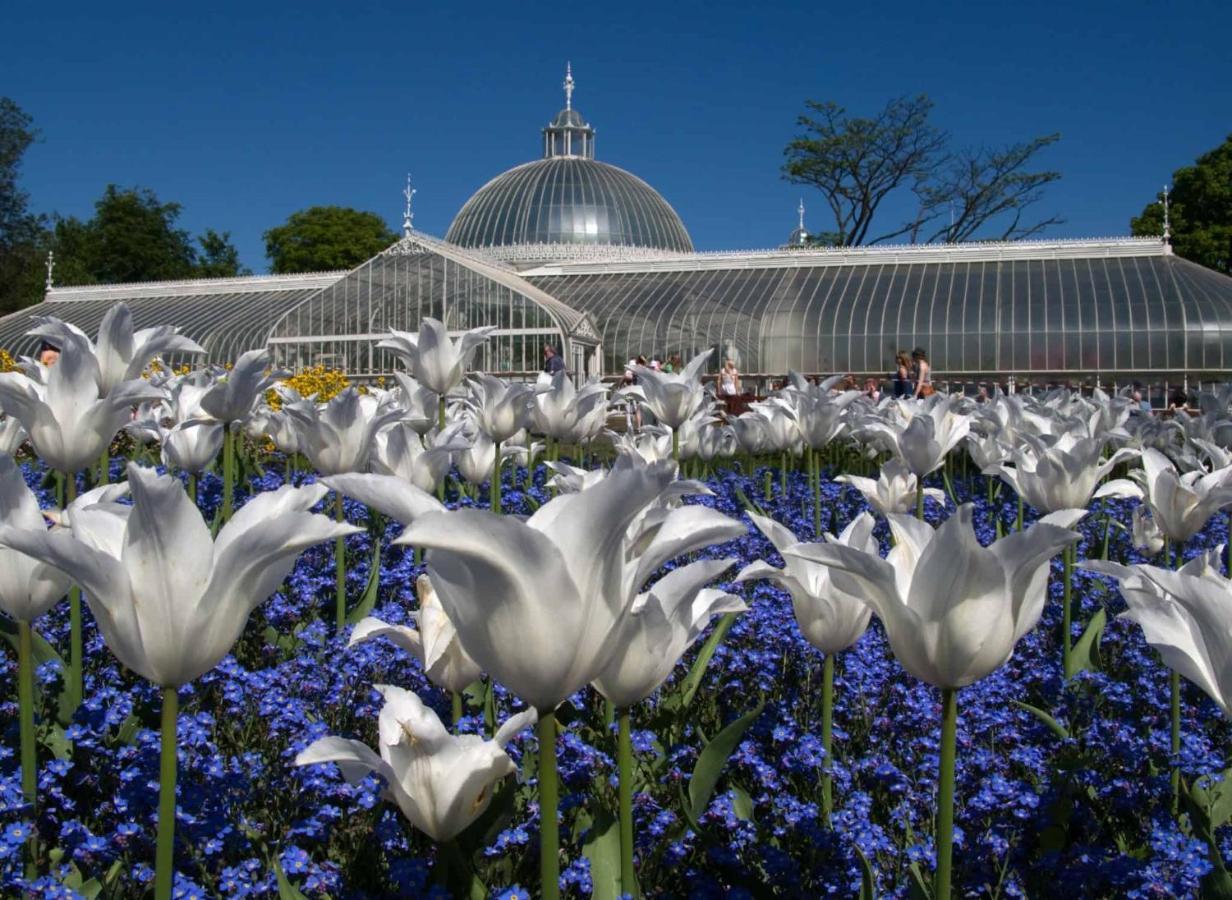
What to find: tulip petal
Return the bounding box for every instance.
[405,509,586,710]
[349,616,425,660]
[324,473,445,528]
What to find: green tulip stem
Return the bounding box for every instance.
[812,449,822,537]
[1168,537,1183,815]
[492,440,503,514]
[438,393,447,433]
[935,686,958,900]
[334,492,346,632]
[452,690,463,725]
[97,445,110,486]
[821,653,835,827]
[537,709,560,900]
[1061,544,1074,675]
[222,427,235,522]
[155,686,178,900]
[763,468,772,503]
[915,483,925,521]
[1171,669,1182,815]
[617,707,636,897]
[1016,494,1024,533]
[186,473,197,505]
[672,427,680,464]
[64,473,83,707]
[18,620,38,879]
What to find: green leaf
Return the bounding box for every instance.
[687,698,765,819]
[856,846,879,900]
[1011,700,1070,741]
[272,859,310,900]
[1064,608,1107,679]
[677,613,739,710]
[580,808,624,900]
[907,860,933,900]
[344,538,382,625]
[0,616,80,726]
[731,785,756,823]
[40,723,72,760]
[733,486,768,519]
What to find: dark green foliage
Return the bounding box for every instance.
[0,98,49,315]
[1132,135,1232,275]
[263,206,397,274]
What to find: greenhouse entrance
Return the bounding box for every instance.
[266,231,602,380]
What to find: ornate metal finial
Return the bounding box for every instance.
[564,62,574,110]
[1161,184,1172,247]
[44,250,55,291]
[797,198,806,231]
[402,174,416,238]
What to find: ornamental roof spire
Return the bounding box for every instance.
[564,62,574,110]
[402,174,416,237]
[1162,184,1172,250]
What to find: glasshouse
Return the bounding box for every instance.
[4,74,1232,385]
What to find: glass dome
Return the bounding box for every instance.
[445,65,693,255]
[445,157,694,253]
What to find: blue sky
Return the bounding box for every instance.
[4,0,1229,273]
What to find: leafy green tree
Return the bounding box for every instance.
[783,95,1062,246]
[0,98,49,315]
[196,229,249,278]
[263,206,397,274]
[52,185,198,284]
[1132,135,1232,276]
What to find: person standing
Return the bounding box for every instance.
[719,358,741,397]
[912,347,933,398]
[892,351,911,397]
[542,343,566,375]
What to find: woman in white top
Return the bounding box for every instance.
[719,359,741,398]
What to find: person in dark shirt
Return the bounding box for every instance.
[542,344,566,375]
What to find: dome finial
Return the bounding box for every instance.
[798,197,806,231]
[564,62,574,110]
[402,174,416,237]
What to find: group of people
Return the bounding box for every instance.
[890,347,932,398]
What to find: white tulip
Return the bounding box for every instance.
[296,684,536,841]
[371,421,464,494]
[786,505,1079,688]
[533,371,609,441]
[1085,553,1232,716]
[0,343,163,473]
[0,456,72,622]
[199,349,281,424]
[0,412,27,456]
[378,318,495,397]
[31,304,204,396]
[1113,448,1232,544]
[992,434,1138,514]
[737,512,878,654]
[592,558,745,708]
[627,350,712,430]
[1132,505,1165,557]
[284,388,404,476]
[161,419,226,475]
[350,574,482,694]
[837,459,945,517]
[0,464,359,686]
[468,374,537,443]
[399,457,746,711]
[731,413,770,455]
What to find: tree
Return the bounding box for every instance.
[196,229,249,278]
[1132,135,1232,276]
[47,185,244,286]
[52,185,198,284]
[0,98,49,315]
[263,206,397,274]
[914,135,1063,243]
[783,95,1062,246]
